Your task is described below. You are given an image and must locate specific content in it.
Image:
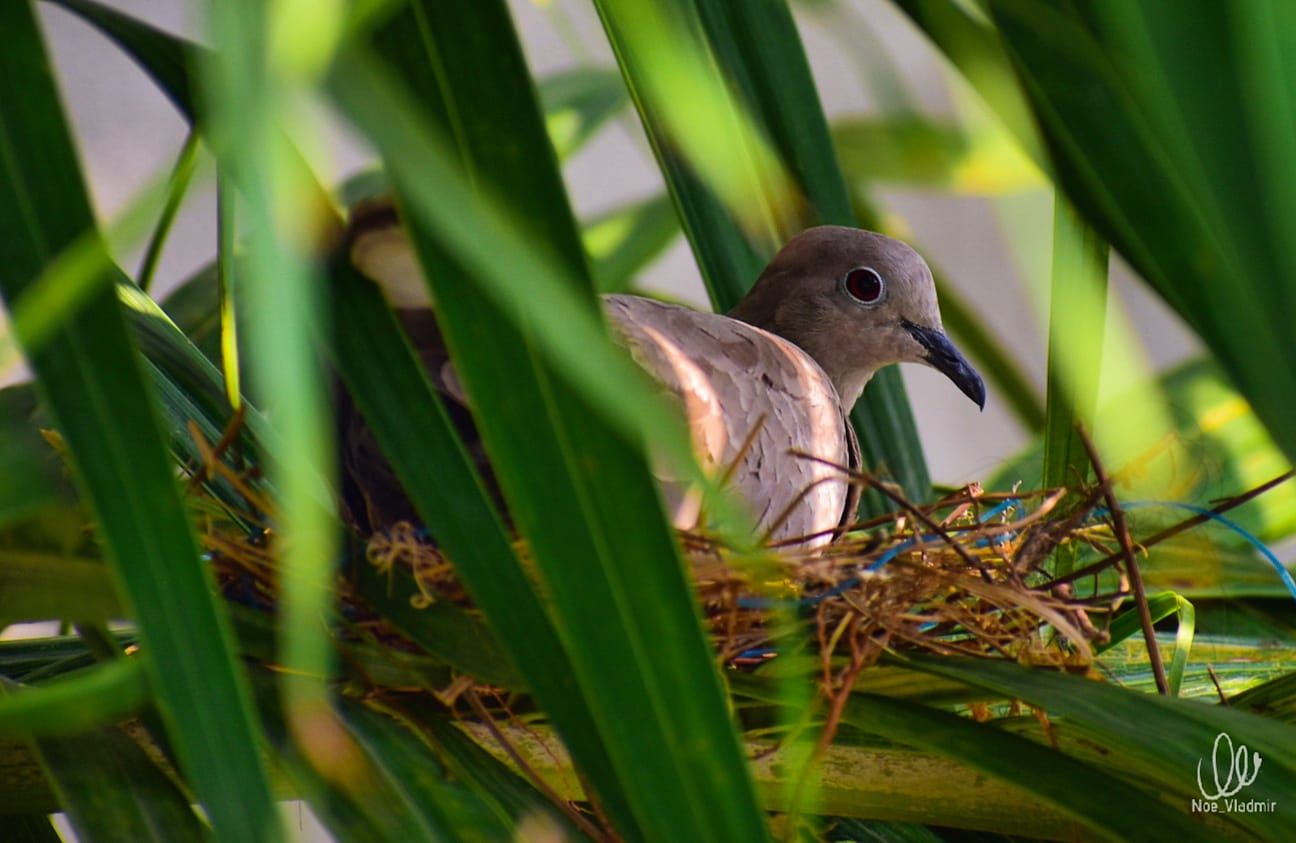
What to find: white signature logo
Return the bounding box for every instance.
[1197,732,1262,800]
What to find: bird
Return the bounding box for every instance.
[340,197,985,549]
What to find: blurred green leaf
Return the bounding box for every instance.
[204,0,340,741]
[0,657,146,740]
[1100,634,1296,702]
[832,116,1041,194]
[335,2,771,838]
[1041,197,1108,496]
[0,5,276,839]
[1041,197,1108,576]
[0,387,70,529]
[340,700,522,842]
[8,815,61,842]
[891,0,1043,164]
[992,358,1296,597]
[137,130,201,292]
[983,0,1296,476]
[539,66,629,160]
[840,692,1205,840]
[45,0,196,120]
[0,552,120,624]
[584,192,680,292]
[214,174,241,408]
[32,722,210,843]
[905,655,1296,839]
[1233,671,1296,724]
[595,0,931,504]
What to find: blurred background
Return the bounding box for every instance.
[19,0,1200,487]
[6,2,1296,840]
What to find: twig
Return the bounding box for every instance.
[464,691,609,843]
[792,452,993,582]
[1077,429,1168,695]
[1052,470,1294,587]
[1207,665,1228,706]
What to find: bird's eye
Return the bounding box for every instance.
[843,267,885,305]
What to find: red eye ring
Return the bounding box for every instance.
[843,266,885,305]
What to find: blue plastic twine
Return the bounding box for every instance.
[1114,500,1296,605]
[737,498,1024,610]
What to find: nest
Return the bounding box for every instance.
[184,415,1287,717]
[359,483,1106,674]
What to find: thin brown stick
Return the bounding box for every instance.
[791,452,993,581]
[1077,429,1168,695]
[186,405,246,490]
[1207,665,1229,706]
[1052,470,1294,586]
[464,691,609,843]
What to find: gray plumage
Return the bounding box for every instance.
[603,293,859,545]
[341,200,985,548]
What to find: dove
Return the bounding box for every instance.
[341,199,984,548]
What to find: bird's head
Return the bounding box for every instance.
[729,226,986,411]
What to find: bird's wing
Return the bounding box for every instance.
[343,198,851,546]
[604,295,851,547]
[337,306,503,533]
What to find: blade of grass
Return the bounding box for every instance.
[890,0,1044,165]
[1166,595,1197,697]
[340,2,771,837]
[0,553,121,624]
[214,173,240,409]
[201,0,339,762]
[327,259,639,835]
[0,658,146,740]
[903,654,1296,839]
[539,66,629,160]
[983,0,1296,470]
[339,699,515,842]
[594,0,931,503]
[0,5,278,839]
[1098,592,1183,654]
[31,723,211,843]
[583,192,680,293]
[832,116,1042,194]
[1100,594,1197,697]
[44,0,197,120]
[840,692,1206,841]
[1041,195,1108,502]
[136,129,201,292]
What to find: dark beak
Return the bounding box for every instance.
[903,321,986,410]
